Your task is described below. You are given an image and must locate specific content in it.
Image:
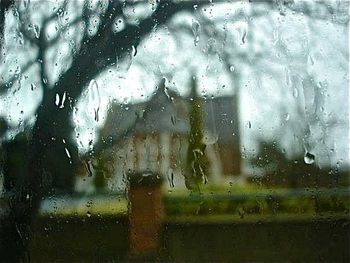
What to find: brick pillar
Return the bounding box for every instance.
[127,172,164,258]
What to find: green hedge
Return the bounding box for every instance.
[164,188,350,217]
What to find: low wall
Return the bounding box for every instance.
[30,215,350,262]
[164,217,350,262]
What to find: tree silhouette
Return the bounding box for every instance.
[0,1,221,260]
[0,0,345,260]
[185,76,210,191]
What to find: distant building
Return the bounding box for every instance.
[81,81,242,191]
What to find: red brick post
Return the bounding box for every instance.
[127,172,164,258]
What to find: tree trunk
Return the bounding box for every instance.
[0,89,78,261]
[0,1,217,260]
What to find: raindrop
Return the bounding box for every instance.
[85,160,93,177]
[88,79,101,122]
[167,170,174,188]
[272,29,279,46]
[308,55,314,66]
[31,83,36,91]
[17,31,24,45]
[171,115,176,125]
[238,207,245,219]
[86,211,91,218]
[55,93,60,106]
[60,92,66,109]
[293,87,298,98]
[23,0,30,9]
[229,65,235,72]
[248,121,251,128]
[142,172,152,178]
[132,45,137,56]
[164,86,173,102]
[65,147,72,164]
[55,92,66,108]
[304,152,315,165]
[285,68,291,87]
[284,113,290,121]
[86,200,93,208]
[33,24,40,38]
[241,29,247,44]
[94,109,99,122]
[202,172,208,184]
[192,19,200,46]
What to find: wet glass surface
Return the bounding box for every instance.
[0,0,349,262]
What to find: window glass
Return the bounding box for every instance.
[0,1,349,262]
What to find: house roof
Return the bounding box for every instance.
[99,80,240,148]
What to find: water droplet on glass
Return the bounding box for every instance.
[33,24,40,38]
[241,29,247,44]
[192,19,200,46]
[85,160,93,177]
[167,170,174,188]
[238,207,245,219]
[132,45,137,56]
[23,0,30,9]
[86,211,91,218]
[284,113,290,121]
[55,93,60,106]
[308,55,314,66]
[203,173,208,184]
[229,65,235,72]
[142,172,151,178]
[31,83,36,91]
[65,147,72,164]
[88,79,101,122]
[293,87,298,98]
[55,92,66,108]
[285,68,291,87]
[17,31,24,45]
[272,29,279,46]
[60,92,66,108]
[304,152,315,165]
[164,86,173,102]
[86,200,93,208]
[171,115,176,125]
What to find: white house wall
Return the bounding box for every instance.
[75,131,236,193]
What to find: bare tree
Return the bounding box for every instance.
[0,0,345,261]
[0,1,217,260]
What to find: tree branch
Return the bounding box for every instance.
[53,1,214,98]
[1,0,344,98]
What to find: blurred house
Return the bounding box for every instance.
[88,81,242,190]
